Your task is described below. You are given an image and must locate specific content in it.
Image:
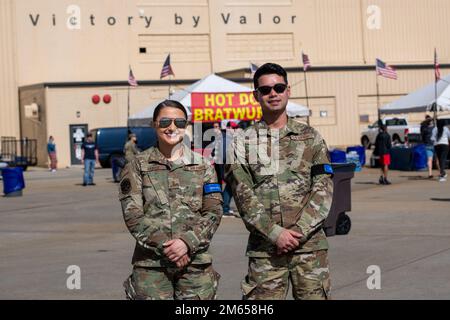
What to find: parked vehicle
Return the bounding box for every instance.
[360,117,420,149]
[90,127,157,168]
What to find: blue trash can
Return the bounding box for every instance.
[2,167,25,197]
[329,149,347,163]
[412,144,427,171]
[346,145,366,166]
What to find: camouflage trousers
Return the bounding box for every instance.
[241,250,331,300]
[124,264,220,300]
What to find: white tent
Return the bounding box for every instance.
[128,74,309,126]
[380,73,450,114]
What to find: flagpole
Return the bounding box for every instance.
[376,72,381,123]
[168,52,172,99]
[127,65,131,133]
[434,48,438,122]
[303,69,311,126]
[168,74,172,99]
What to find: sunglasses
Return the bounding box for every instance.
[156,117,188,129]
[256,83,288,96]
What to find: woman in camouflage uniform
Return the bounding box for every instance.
[119,100,223,300]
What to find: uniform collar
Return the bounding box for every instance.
[147,144,199,168]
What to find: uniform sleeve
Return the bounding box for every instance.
[224,136,284,244]
[296,132,334,243]
[179,163,223,255]
[118,159,166,255]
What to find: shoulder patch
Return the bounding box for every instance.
[120,178,132,194]
[203,183,222,195]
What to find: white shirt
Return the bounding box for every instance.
[432,126,450,145]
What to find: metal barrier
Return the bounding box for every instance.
[0,137,37,169]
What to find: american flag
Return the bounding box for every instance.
[250,62,259,75]
[376,58,397,80]
[302,52,311,71]
[128,67,138,87]
[435,48,441,80]
[160,54,175,79]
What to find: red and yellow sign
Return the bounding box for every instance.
[191,92,262,122]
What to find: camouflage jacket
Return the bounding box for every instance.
[123,141,139,162]
[225,118,333,257]
[119,145,223,267]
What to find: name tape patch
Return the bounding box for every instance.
[203,183,222,195]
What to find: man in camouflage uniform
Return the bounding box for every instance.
[225,63,333,300]
[119,143,222,299]
[123,133,140,162]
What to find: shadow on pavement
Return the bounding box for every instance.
[355,182,379,185]
[430,198,450,202]
[400,175,434,181]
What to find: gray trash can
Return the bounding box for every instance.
[323,163,356,237]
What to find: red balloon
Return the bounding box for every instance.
[103,94,112,104]
[92,95,100,104]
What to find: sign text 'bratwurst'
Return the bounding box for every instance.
[191,92,263,122]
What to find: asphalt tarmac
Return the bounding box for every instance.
[0,165,449,299]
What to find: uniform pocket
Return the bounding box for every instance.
[181,195,202,213]
[290,165,311,188]
[180,167,205,213]
[141,165,169,206]
[241,275,258,300]
[197,267,220,300]
[142,178,158,199]
[183,264,220,300]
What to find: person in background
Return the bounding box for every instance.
[47,136,57,173]
[374,124,392,185]
[431,119,450,182]
[124,133,140,163]
[222,121,238,217]
[111,132,141,183]
[211,122,224,184]
[420,115,436,179]
[81,133,99,186]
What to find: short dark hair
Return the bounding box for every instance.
[380,124,387,132]
[153,99,188,120]
[253,63,288,89]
